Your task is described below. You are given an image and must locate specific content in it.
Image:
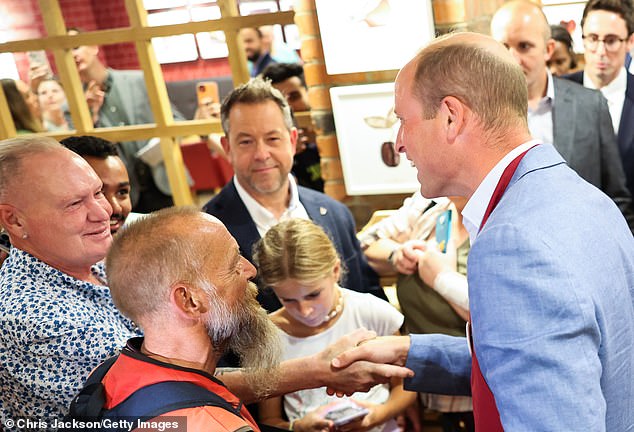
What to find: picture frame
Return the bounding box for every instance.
[330,82,420,196]
[315,0,435,74]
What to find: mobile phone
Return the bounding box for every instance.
[196,81,219,106]
[0,229,11,254]
[323,401,369,427]
[435,210,452,253]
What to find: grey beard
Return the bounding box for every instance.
[204,282,283,398]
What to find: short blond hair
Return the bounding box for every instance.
[253,219,340,287]
[413,34,528,137]
[105,206,214,325]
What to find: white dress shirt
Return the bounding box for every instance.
[234,174,310,237]
[527,70,555,146]
[584,67,627,134]
[462,140,541,244]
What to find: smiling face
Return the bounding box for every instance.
[394,62,449,198]
[10,148,113,274]
[84,155,131,234]
[222,100,297,200]
[272,77,311,112]
[582,9,633,87]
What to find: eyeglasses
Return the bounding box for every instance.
[582,34,627,52]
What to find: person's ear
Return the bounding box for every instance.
[627,33,634,52]
[289,126,298,155]
[170,284,209,319]
[0,204,26,240]
[332,259,341,282]
[220,136,231,157]
[545,38,556,61]
[440,96,466,143]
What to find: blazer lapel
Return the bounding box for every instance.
[552,78,576,163]
[618,73,634,157]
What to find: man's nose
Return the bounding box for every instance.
[90,196,112,221]
[109,197,122,215]
[253,141,271,160]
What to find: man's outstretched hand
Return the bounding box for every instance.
[315,330,413,397]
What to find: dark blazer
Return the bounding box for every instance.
[553,75,634,232]
[203,180,385,312]
[563,70,634,200]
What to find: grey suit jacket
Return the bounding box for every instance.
[552,76,634,231]
[97,69,184,203]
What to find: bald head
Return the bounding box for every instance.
[0,136,63,201]
[492,1,552,44]
[490,1,554,96]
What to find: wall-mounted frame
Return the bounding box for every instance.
[330,82,419,196]
[316,0,435,74]
[542,1,586,53]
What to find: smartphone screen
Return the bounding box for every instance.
[323,402,369,427]
[435,210,452,253]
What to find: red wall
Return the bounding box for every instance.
[2,0,231,83]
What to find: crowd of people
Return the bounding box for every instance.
[1,1,634,431]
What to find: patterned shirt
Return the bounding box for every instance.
[0,248,139,425]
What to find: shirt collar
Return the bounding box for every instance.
[462,140,540,244]
[545,70,555,100]
[584,66,627,94]
[233,174,304,235]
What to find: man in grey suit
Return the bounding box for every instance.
[332,32,634,431]
[490,0,634,232]
[70,28,183,213]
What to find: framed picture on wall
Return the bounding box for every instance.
[315,0,435,74]
[330,82,420,195]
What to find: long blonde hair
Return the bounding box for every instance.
[253,219,340,287]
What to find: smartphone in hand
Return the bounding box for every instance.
[196,81,219,106]
[435,210,452,253]
[323,400,369,427]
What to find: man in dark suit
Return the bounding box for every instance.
[203,78,384,313]
[563,0,634,197]
[491,0,634,231]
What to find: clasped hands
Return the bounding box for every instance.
[317,329,413,398]
[390,238,457,287]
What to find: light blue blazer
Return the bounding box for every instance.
[404,144,634,431]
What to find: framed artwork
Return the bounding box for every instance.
[330,82,420,195]
[542,2,586,53]
[315,0,435,74]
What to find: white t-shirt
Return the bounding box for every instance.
[279,288,404,432]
